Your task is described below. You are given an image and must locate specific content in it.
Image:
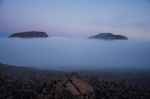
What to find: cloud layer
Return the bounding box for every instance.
[0,38,150,71]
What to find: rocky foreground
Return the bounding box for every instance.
[0,63,150,99]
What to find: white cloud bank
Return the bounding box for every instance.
[0,37,150,71]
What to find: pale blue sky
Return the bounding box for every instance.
[0,0,150,39]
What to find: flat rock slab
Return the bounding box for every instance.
[54,77,95,99]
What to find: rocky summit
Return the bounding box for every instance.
[9,31,48,38]
[0,63,150,99]
[89,33,128,40]
[0,64,95,99]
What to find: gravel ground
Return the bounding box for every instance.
[0,63,150,99]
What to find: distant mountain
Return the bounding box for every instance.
[9,31,48,38]
[89,33,128,40]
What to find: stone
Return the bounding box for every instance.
[6,96,13,99]
[42,87,47,94]
[65,81,81,96]
[36,94,46,99]
[69,71,81,79]
[70,77,94,97]
[53,77,95,99]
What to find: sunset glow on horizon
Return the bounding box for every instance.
[0,0,150,40]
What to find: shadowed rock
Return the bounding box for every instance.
[54,77,95,99]
[9,31,48,38]
[89,33,128,40]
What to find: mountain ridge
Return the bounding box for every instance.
[9,31,48,38]
[89,33,128,40]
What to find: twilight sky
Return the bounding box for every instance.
[0,0,150,40]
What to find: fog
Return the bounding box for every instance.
[0,38,150,71]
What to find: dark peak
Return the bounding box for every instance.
[30,31,37,32]
[29,31,44,33]
[96,33,114,36]
[9,31,48,38]
[98,33,113,35]
[89,33,128,40]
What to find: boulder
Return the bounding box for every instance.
[54,77,95,99]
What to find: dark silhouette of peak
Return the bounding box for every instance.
[89,33,128,40]
[9,31,48,38]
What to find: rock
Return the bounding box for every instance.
[6,96,13,99]
[9,31,48,38]
[89,33,128,40]
[121,79,129,87]
[36,94,46,99]
[69,71,81,79]
[42,87,47,94]
[70,77,94,96]
[54,77,95,99]
[65,81,81,95]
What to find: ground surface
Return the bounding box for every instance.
[0,63,150,99]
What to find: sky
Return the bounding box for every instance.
[0,0,150,40]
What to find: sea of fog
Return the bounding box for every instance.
[0,37,150,71]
